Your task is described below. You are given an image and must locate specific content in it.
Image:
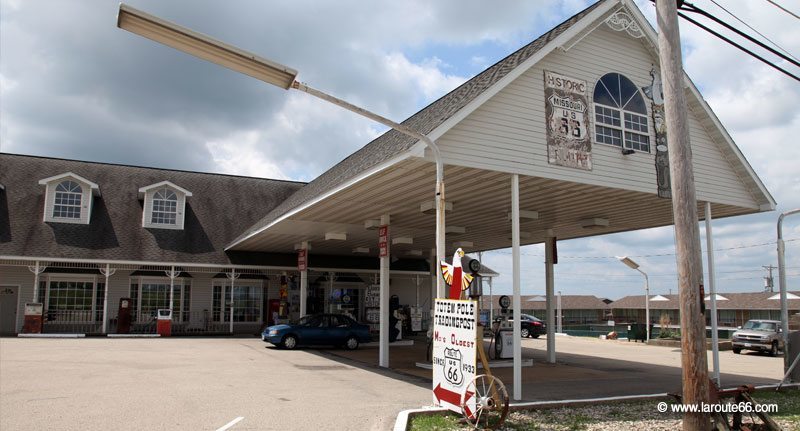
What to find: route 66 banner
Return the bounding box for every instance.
[544,70,592,171]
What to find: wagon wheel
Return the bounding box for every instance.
[461,374,509,430]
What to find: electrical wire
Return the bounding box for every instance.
[676,11,800,82]
[765,0,800,21]
[683,1,800,68]
[708,0,800,63]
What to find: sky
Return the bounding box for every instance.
[1,0,799,300]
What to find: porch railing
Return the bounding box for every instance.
[43,310,102,334]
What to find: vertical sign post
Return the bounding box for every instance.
[378,225,389,257]
[297,249,307,272]
[432,298,478,415]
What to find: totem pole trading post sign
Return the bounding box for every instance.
[432,298,478,415]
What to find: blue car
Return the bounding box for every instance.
[262,313,372,350]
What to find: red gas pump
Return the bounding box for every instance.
[156,309,172,337]
[22,303,43,334]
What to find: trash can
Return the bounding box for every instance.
[627,323,649,342]
[156,309,172,337]
[495,329,514,359]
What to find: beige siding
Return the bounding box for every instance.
[436,24,758,209]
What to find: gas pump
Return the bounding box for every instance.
[493,295,514,359]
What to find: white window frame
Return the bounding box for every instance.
[592,73,651,153]
[38,172,99,225]
[53,180,83,219]
[138,181,192,230]
[151,187,179,226]
[41,274,99,323]
[212,280,264,324]
[130,277,191,323]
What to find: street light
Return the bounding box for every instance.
[617,256,650,341]
[116,4,447,299]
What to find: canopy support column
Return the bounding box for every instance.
[705,202,720,386]
[300,241,308,318]
[379,214,390,368]
[100,264,116,334]
[511,174,522,401]
[545,235,556,364]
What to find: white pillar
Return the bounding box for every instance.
[100,264,116,334]
[229,268,237,334]
[557,290,562,334]
[511,174,522,401]
[379,214,390,368]
[705,202,720,386]
[300,241,308,318]
[545,236,556,364]
[28,261,46,303]
[168,266,175,318]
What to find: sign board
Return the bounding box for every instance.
[544,70,592,171]
[432,298,478,414]
[297,249,307,271]
[378,225,389,257]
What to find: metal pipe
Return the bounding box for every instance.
[545,236,556,363]
[557,290,562,334]
[639,269,650,341]
[778,208,800,373]
[292,82,446,298]
[705,202,720,386]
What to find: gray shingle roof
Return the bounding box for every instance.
[0,153,305,265]
[230,0,607,247]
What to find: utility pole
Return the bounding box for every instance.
[656,0,710,429]
[763,265,776,292]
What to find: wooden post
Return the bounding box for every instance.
[656,0,710,428]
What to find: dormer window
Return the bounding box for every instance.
[39,172,100,225]
[152,188,178,225]
[53,181,83,219]
[139,181,192,230]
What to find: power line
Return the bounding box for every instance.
[676,10,800,82]
[681,1,800,69]
[765,0,800,21]
[708,0,799,63]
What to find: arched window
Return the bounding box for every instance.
[53,180,82,219]
[151,188,178,225]
[593,73,650,152]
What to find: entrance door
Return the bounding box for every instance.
[0,286,19,335]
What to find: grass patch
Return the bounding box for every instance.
[407,389,800,430]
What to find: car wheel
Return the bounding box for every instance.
[770,341,779,357]
[282,334,298,350]
[732,348,741,354]
[521,328,530,338]
[344,335,359,350]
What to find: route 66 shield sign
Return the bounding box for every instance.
[444,348,463,386]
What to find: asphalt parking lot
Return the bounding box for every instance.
[0,337,429,431]
[0,335,784,430]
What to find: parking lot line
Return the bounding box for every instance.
[216,416,244,431]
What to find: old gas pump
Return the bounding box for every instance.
[435,248,509,429]
[494,295,514,359]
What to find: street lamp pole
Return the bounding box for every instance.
[116,3,447,298]
[618,256,649,340]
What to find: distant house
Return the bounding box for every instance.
[610,291,800,328]
[482,294,610,324]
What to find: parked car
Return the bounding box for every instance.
[262,313,372,350]
[732,319,783,356]
[505,314,546,338]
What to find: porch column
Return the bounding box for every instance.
[166,266,177,315]
[100,264,116,334]
[545,235,556,364]
[300,241,309,317]
[510,174,522,401]
[705,202,720,386]
[227,268,239,334]
[28,261,46,302]
[379,214,390,368]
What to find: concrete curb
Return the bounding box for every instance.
[17,333,85,338]
[393,406,447,431]
[107,334,161,338]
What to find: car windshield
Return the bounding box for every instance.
[742,321,777,332]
